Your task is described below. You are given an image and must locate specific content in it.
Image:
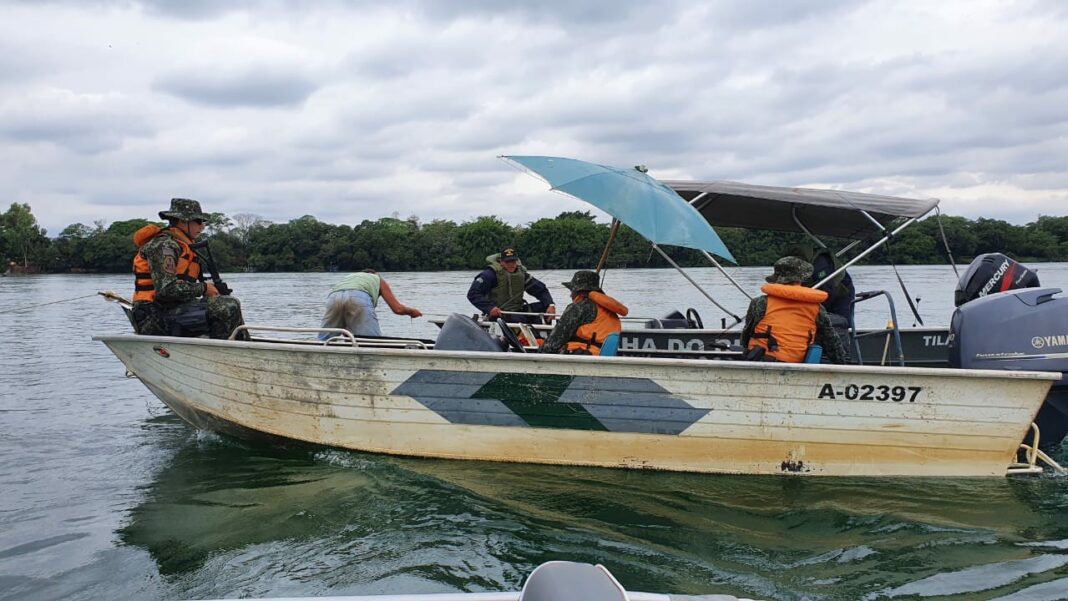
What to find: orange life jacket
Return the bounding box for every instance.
[132,225,202,302]
[565,291,629,356]
[747,283,828,363]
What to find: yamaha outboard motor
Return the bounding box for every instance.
[949,287,1068,449]
[954,253,1040,307]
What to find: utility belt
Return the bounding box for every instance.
[742,346,780,362]
[747,325,820,363]
[567,333,602,354]
[133,299,210,337]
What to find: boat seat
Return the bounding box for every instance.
[518,561,629,601]
[599,332,621,357]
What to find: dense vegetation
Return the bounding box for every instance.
[2,202,1067,275]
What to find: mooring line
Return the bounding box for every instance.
[0,293,101,314]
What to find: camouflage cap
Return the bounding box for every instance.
[159,198,209,222]
[562,270,603,294]
[766,256,814,284]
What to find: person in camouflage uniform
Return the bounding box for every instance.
[740,256,846,363]
[130,198,247,340]
[539,270,628,355]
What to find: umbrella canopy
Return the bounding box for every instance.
[502,155,736,263]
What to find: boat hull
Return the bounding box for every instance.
[96,335,1057,477]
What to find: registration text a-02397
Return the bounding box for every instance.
[818,383,923,402]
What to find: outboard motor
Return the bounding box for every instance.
[434,313,505,352]
[949,287,1068,449]
[954,253,1040,307]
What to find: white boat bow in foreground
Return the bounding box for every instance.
[194,560,760,600]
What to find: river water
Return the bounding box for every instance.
[2,265,1068,601]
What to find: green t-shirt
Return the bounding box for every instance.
[330,273,381,307]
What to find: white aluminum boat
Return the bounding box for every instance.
[96,328,1058,478]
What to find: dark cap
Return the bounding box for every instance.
[766,256,814,284]
[562,270,602,294]
[159,198,209,222]
[500,246,520,262]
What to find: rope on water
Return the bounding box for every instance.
[0,293,102,315]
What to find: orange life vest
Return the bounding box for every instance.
[747,283,828,363]
[565,291,629,356]
[132,225,202,303]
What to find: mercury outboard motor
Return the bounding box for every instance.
[954,253,1040,307]
[949,287,1068,449]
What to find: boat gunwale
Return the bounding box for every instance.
[93,333,1062,382]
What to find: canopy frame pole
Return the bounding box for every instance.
[652,244,743,326]
[595,219,622,274]
[835,239,863,258]
[688,191,710,211]
[791,205,827,248]
[683,190,751,298]
[812,212,929,289]
[858,208,887,232]
[700,250,753,300]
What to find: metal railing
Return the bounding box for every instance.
[228,325,430,349]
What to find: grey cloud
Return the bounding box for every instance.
[410,0,679,27]
[132,0,256,20]
[130,0,679,27]
[0,94,154,154]
[702,0,866,28]
[152,68,320,107]
[1025,0,1068,20]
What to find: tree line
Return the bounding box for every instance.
[2,202,1067,275]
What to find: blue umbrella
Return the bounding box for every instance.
[502,155,736,263]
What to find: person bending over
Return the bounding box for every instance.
[319,269,422,340]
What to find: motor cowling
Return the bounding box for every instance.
[953,253,1040,307]
[949,287,1068,448]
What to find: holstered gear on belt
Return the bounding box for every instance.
[169,299,210,337]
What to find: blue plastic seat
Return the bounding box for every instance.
[599,332,620,357]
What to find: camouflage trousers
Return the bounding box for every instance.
[133,297,247,340]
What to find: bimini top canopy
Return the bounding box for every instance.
[664,180,940,240]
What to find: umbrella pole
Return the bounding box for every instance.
[653,244,743,327]
[700,250,753,300]
[595,219,622,273]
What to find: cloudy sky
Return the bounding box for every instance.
[2,0,1066,235]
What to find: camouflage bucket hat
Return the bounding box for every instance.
[159,198,209,221]
[562,270,603,293]
[766,256,814,284]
